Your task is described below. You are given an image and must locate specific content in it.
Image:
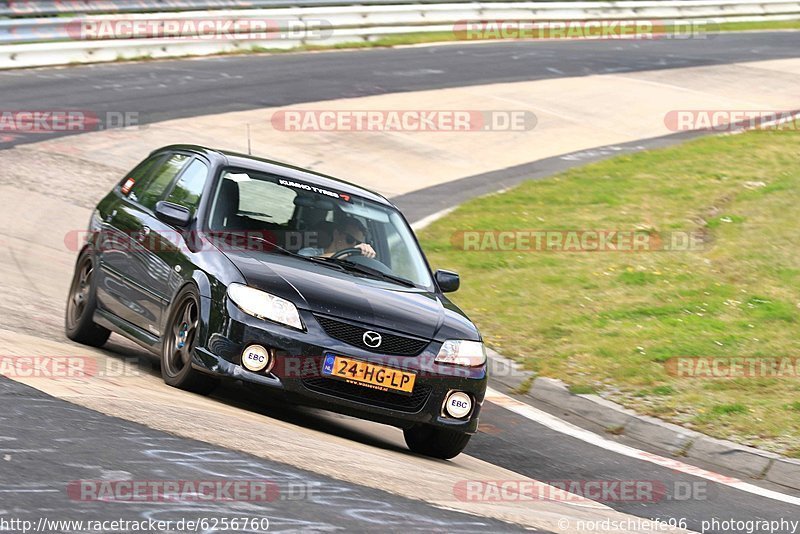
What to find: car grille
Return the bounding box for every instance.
[314,315,429,356]
[302,377,432,413]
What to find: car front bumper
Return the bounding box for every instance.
[193,302,487,433]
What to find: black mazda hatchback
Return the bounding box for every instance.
[66,145,487,459]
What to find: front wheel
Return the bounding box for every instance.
[403,424,472,460]
[65,251,110,347]
[161,286,219,395]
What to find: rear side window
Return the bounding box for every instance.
[119,154,165,195]
[165,159,209,214]
[129,153,190,210]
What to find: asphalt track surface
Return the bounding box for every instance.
[0,376,530,533]
[2,32,800,533]
[2,31,800,150]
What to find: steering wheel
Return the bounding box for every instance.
[331,247,363,260]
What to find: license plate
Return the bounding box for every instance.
[322,354,416,395]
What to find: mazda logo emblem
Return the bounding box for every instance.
[362,331,382,348]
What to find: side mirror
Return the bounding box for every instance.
[155,201,191,227]
[435,270,460,293]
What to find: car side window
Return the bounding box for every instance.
[165,159,209,214]
[119,154,165,195]
[129,153,190,210]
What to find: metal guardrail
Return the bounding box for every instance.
[0,0,799,68]
[0,0,609,17]
[3,0,800,44]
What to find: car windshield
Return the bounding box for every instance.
[207,168,433,288]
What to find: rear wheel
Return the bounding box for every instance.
[403,424,471,460]
[161,286,219,395]
[65,252,110,347]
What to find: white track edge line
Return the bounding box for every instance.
[485,387,800,508]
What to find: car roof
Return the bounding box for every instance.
[153,144,393,207]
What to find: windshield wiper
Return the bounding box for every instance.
[214,232,346,272]
[212,232,414,286]
[314,257,418,288]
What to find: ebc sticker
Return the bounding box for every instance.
[278,179,351,202]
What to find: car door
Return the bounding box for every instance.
[143,157,211,337]
[96,152,191,335]
[94,152,165,330]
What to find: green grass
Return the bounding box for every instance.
[569,385,598,395]
[718,20,800,32]
[418,127,800,455]
[238,20,800,54]
[710,403,749,416]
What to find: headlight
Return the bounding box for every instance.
[227,283,303,330]
[435,340,486,367]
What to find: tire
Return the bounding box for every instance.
[65,251,111,347]
[403,424,472,460]
[161,285,219,395]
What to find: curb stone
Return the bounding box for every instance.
[766,457,800,488]
[487,353,800,492]
[686,436,781,479]
[486,348,534,392]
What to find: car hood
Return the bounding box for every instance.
[221,248,479,341]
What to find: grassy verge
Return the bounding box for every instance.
[251,21,800,54]
[418,127,800,456]
[718,20,800,32]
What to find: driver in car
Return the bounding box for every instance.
[299,216,376,259]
